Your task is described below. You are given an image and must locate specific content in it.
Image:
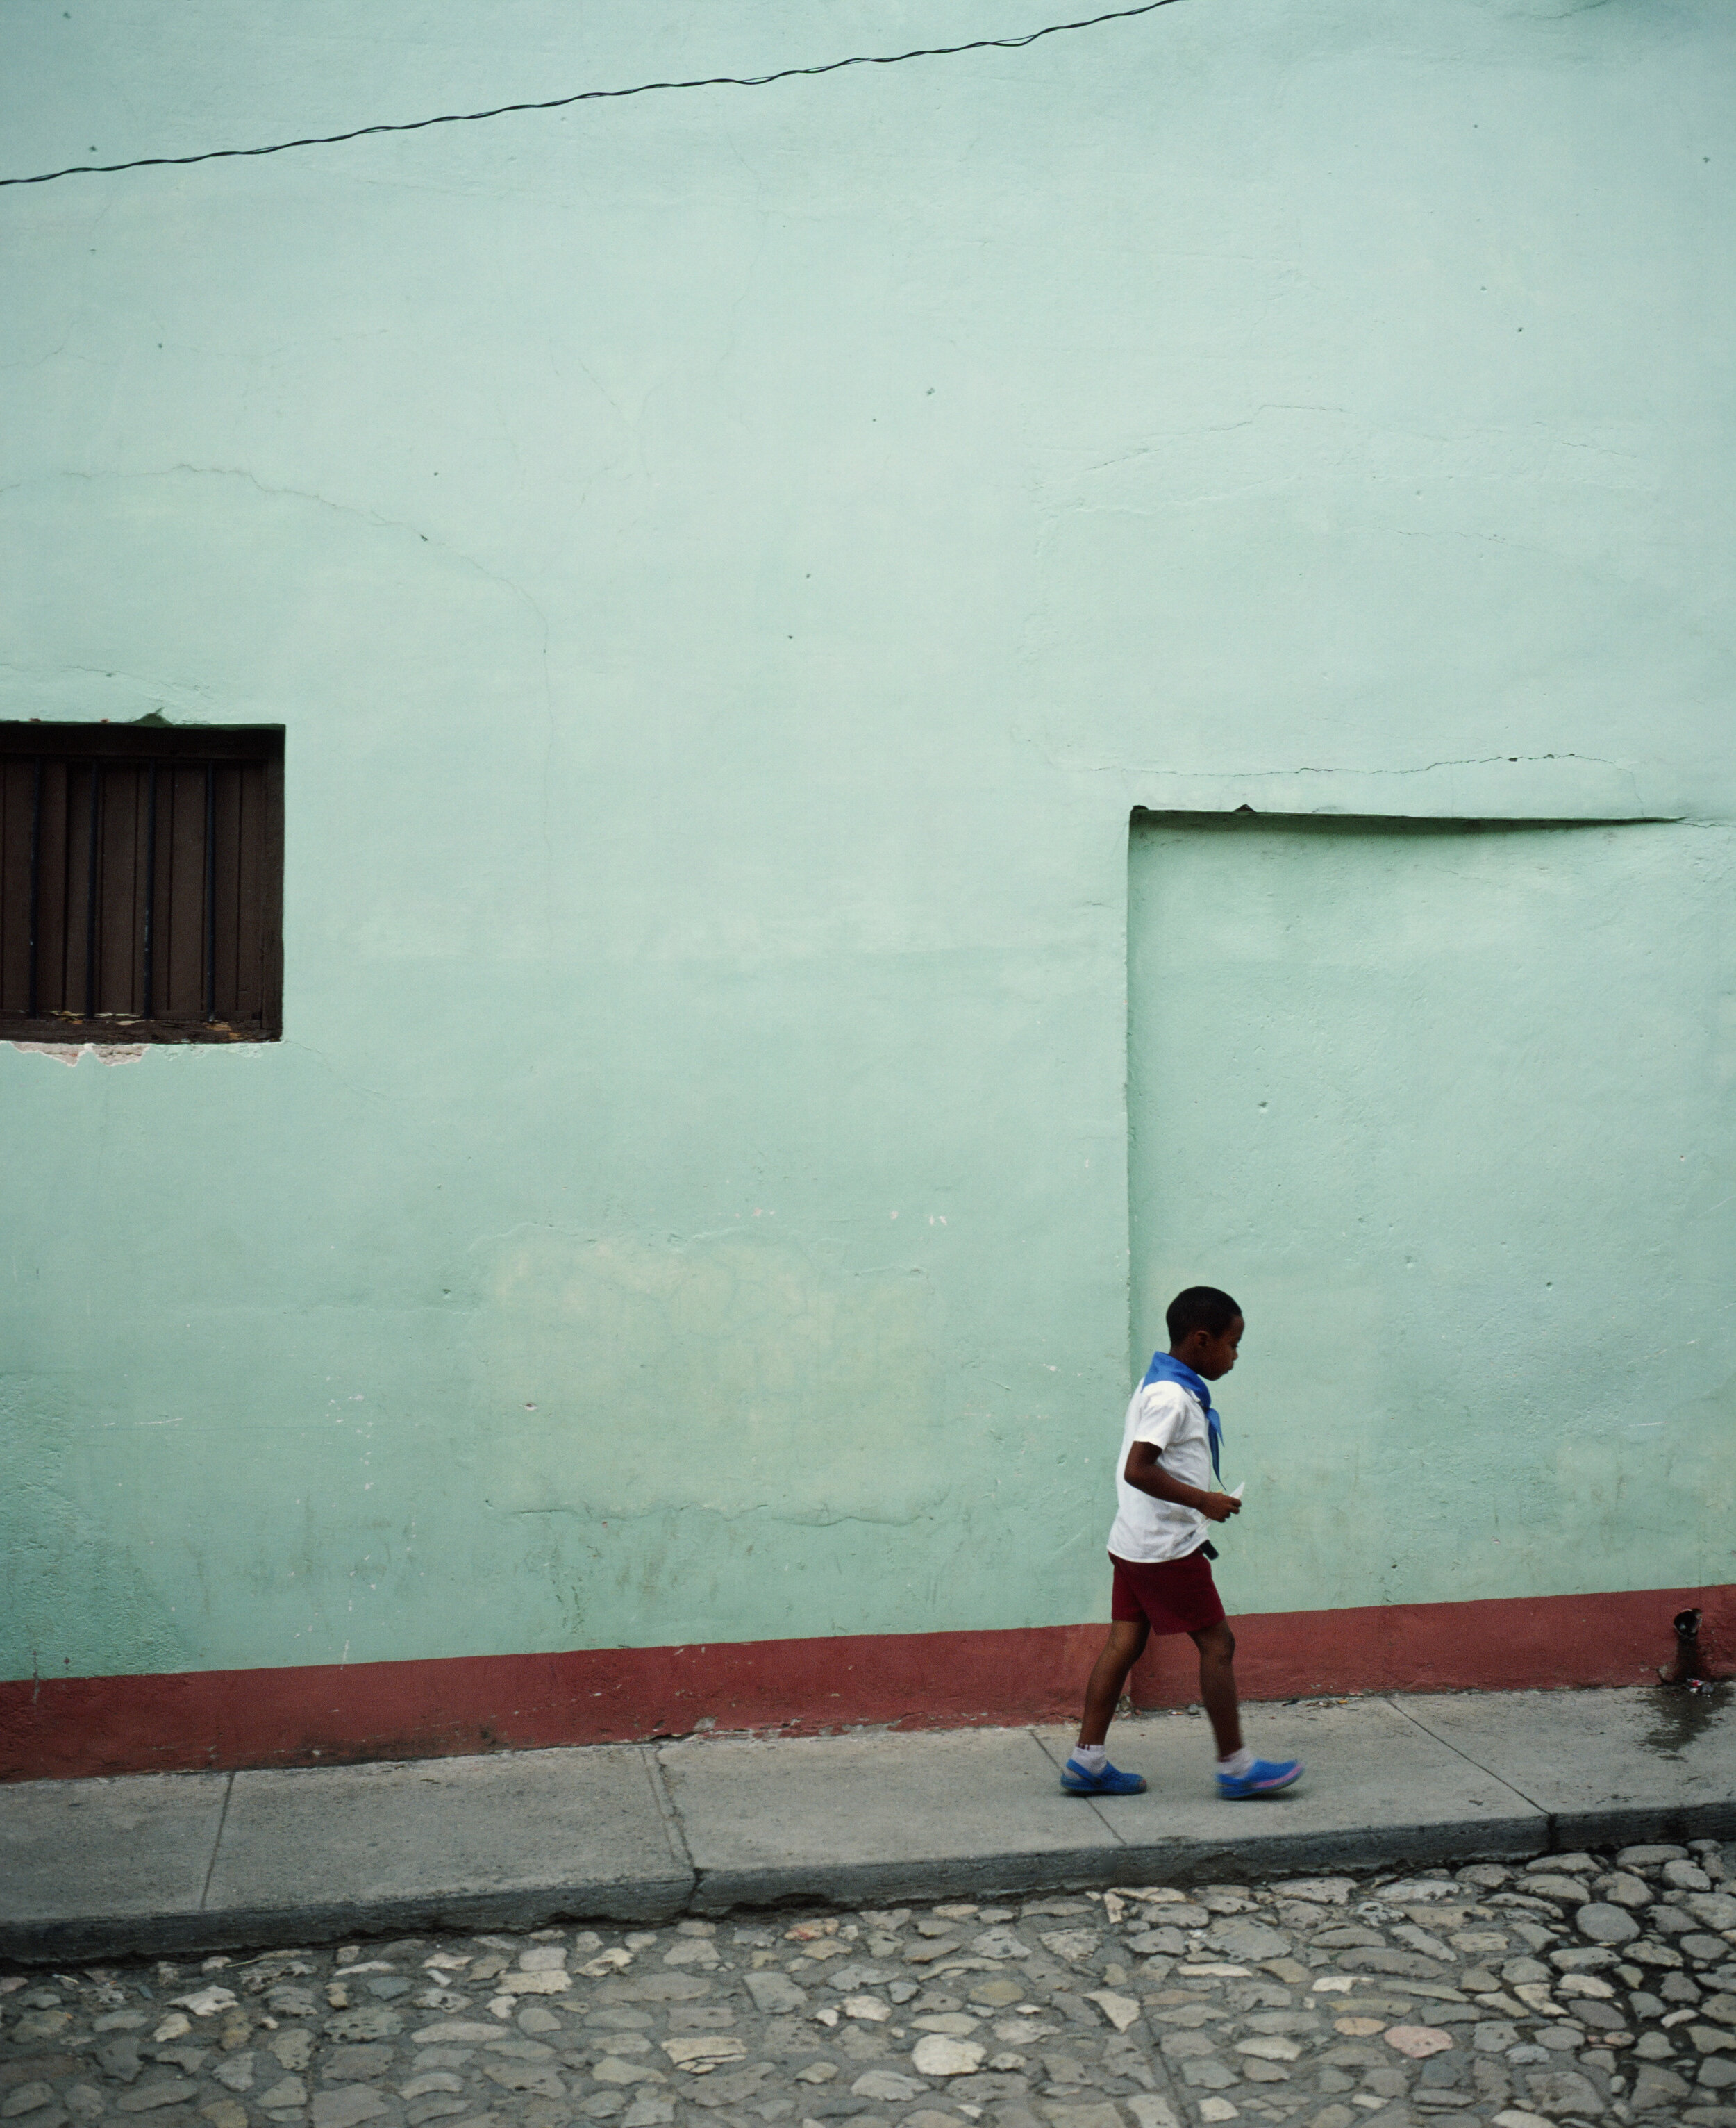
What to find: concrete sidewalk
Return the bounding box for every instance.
[3,1686,1730,1965]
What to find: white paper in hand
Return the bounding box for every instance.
[1230,1481,1246,1501]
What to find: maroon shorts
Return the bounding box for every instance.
[1110,1547,1226,1637]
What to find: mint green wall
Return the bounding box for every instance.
[1129,815,1735,1623]
[2,1,1732,1683]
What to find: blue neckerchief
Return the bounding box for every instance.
[1140,1351,1224,1480]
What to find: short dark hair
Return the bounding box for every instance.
[1166,1286,1242,1343]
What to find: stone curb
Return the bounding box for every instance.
[11,1800,1736,1965]
[2,1874,699,1967]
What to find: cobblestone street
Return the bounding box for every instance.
[6,1843,1734,2128]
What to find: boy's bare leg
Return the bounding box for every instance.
[1076,1620,1149,1747]
[1190,1619,1243,1758]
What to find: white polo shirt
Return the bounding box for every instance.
[1105,1377,1212,1563]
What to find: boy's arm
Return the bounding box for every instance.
[1124,1440,1242,1523]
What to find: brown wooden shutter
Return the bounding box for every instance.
[0,723,283,1042]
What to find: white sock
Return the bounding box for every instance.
[1217,1746,1255,1778]
[1072,1743,1108,1773]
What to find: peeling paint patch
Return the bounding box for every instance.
[480,1226,944,1532]
[9,1042,149,1066]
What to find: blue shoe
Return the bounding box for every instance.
[1217,1757,1303,1799]
[1061,1756,1147,1795]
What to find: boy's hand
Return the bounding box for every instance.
[1200,1491,1242,1523]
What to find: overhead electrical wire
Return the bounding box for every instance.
[1,0,1180,191]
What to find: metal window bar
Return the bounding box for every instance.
[203,760,216,1022]
[26,756,41,1019]
[141,761,158,1020]
[84,762,101,1018]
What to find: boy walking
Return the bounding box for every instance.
[1062,1286,1303,1800]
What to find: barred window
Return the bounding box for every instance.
[0,722,283,1043]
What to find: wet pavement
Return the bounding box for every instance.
[6,1840,1735,2128]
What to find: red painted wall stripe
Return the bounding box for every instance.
[3,1581,1727,1781]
